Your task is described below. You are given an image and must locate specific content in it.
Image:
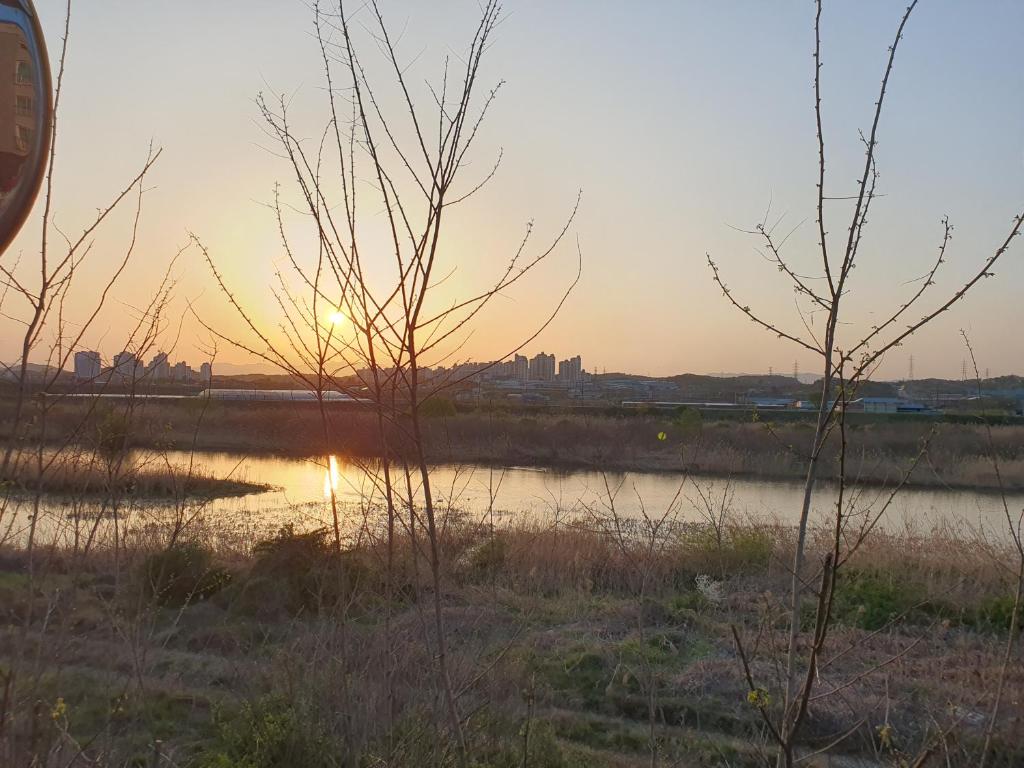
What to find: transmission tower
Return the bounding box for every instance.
[908,355,914,382]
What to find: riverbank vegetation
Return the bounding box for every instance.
[1,448,270,499]
[2,513,1021,767]
[4,396,1023,491]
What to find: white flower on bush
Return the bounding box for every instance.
[695,573,724,605]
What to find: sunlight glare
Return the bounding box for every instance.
[323,455,341,500]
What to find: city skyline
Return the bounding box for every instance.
[51,344,1024,385]
[72,349,212,384]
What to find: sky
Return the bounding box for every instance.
[4,0,1023,379]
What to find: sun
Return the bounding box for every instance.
[326,310,347,327]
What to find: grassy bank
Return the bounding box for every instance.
[4,396,1024,490]
[1,514,1020,767]
[1,450,271,500]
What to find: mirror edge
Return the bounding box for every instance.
[0,0,53,256]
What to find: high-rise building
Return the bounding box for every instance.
[112,352,140,378]
[170,361,193,382]
[73,350,101,381]
[200,362,212,382]
[513,354,528,381]
[558,355,583,383]
[529,352,556,382]
[148,351,170,380]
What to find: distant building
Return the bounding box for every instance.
[170,361,193,383]
[73,350,101,381]
[859,397,929,414]
[513,354,528,381]
[200,362,212,382]
[558,355,583,383]
[112,352,141,378]
[452,362,488,381]
[529,352,555,382]
[147,352,171,381]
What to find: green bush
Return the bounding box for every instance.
[240,525,383,617]
[668,589,711,616]
[140,543,230,606]
[968,595,1021,633]
[95,408,131,456]
[672,406,703,434]
[198,697,339,768]
[245,525,339,616]
[466,536,507,579]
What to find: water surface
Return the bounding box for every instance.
[7,449,1021,547]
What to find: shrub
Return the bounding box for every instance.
[198,697,340,768]
[466,536,507,579]
[968,594,1021,633]
[672,406,703,435]
[245,525,338,616]
[140,543,231,606]
[241,525,382,616]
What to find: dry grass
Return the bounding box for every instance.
[1,449,270,499]
[4,396,1024,491]
[1,501,1020,767]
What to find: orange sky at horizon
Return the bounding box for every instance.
[2,1,1022,381]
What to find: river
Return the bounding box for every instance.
[5,449,1021,547]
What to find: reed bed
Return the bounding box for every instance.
[1,503,1020,767]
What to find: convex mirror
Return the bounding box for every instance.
[0,0,51,254]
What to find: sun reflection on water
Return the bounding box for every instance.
[323,455,340,500]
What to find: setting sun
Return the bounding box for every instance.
[326,310,347,327]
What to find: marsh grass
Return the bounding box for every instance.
[6,397,1024,490]
[2,449,270,499]
[2,508,1021,766]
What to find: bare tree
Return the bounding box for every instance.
[193,1,580,761]
[708,2,1024,764]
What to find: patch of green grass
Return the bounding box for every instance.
[196,696,339,768]
[666,589,710,617]
[550,711,758,765]
[827,570,962,631]
[14,667,213,765]
[675,526,774,580]
[819,571,920,631]
[0,569,29,589]
[617,630,712,671]
[533,645,612,711]
[962,594,1022,634]
[552,713,646,753]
